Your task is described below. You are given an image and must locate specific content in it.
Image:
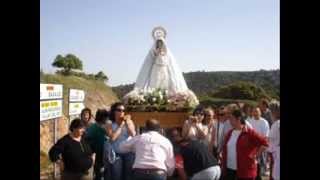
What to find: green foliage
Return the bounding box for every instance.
[112,70,280,100]
[55,69,109,83]
[52,54,83,75]
[199,96,258,108]
[211,81,270,100]
[95,71,109,81]
[183,70,279,97]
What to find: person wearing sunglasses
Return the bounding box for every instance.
[106,102,136,180]
[182,107,208,144]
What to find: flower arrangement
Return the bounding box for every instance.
[123,88,199,112]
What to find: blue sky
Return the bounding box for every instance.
[40,0,279,86]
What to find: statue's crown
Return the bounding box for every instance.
[152,26,167,40]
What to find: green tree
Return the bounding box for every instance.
[210,81,270,100]
[52,54,83,75]
[95,71,108,82]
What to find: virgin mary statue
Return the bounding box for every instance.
[124,27,198,105]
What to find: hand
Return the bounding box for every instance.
[92,153,96,164]
[120,120,126,128]
[249,153,257,160]
[57,159,64,172]
[124,114,131,121]
[189,116,197,124]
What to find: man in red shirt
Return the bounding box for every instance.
[222,109,268,180]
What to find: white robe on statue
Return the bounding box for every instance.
[133,37,189,95]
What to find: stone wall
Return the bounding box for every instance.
[40,116,69,154]
[40,116,69,179]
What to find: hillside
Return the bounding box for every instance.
[40,73,119,115]
[112,69,280,99]
[40,73,119,179]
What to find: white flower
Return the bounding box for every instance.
[159,94,163,100]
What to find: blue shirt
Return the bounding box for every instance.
[111,122,130,153]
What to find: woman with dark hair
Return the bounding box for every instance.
[222,109,268,180]
[182,106,209,144]
[49,118,95,180]
[80,107,94,129]
[106,102,136,180]
[86,109,109,180]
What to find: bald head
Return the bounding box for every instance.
[145,119,161,132]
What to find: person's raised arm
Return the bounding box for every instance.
[125,115,136,137]
[195,124,208,139]
[118,136,138,153]
[106,121,126,141]
[181,120,190,139]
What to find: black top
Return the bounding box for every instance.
[180,140,219,177]
[49,134,93,173]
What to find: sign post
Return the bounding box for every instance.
[40,84,63,179]
[53,117,58,178]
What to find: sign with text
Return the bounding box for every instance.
[69,102,85,116]
[40,100,63,121]
[69,89,85,102]
[40,84,63,100]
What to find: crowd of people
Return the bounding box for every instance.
[49,98,280,180]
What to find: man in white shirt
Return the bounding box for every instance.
[118,119,175,180]
[248,107,270,180]
[248,107,270,137]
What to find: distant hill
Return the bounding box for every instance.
[112,69,280,99]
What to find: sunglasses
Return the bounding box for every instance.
[195,113,204,116]
[115,109,125,112]
[218,113,225,116]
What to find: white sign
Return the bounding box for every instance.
[69,89,85,102]
[40,84,63,100]
[69,102,85,116]
[40,100,63,121]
